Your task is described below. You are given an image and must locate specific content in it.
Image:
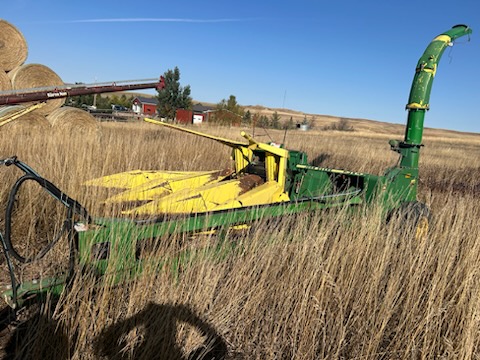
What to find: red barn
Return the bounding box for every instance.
[176,109,193,124]
[132,96,158,116]
[175,103,214,124]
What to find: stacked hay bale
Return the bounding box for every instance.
[47,106,99,134]
[0,70,12,92]
[0,20,28,72]
[0,105,50,132]
[0,19,98,132]
[8,63,65,115]
[0,20,14,92]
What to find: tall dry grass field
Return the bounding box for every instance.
[0,120,479,359]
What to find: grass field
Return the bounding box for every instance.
[0,118,479,359]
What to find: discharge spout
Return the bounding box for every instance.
[400,24,471,168]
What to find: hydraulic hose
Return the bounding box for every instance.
[0,156,90,308]
[4,174,73,263]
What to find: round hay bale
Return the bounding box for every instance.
[0,105,50,132]
[0,20,28,72]
[0,69,12,91]
[8,63,65,115]
[47,106,98,133]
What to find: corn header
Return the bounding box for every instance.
[0,25,472,309]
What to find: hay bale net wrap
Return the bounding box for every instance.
[0,20,28,72]
[0,105,50,131]
[0,69,12,91]
[47,106,98,132]
[8,63,65,115]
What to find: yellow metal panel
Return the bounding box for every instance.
[235,182,289,206]
[265,154,277,182]
[277,156,287,190]
[84,170,212,189]
[208,199,243,211]
[233,147,253,173]
[125,178,247,215]
[103,170,232,203]
[105,181,171,203]
[144,118,247,148]
[241,131,290,158]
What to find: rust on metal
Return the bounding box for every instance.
[209,168,235,180]
[238,174,264,194]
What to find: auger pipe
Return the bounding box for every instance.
[400,24,471,168]
[0,76,165,106]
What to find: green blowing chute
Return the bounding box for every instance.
[400,24,472,168]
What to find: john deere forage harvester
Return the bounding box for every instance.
[1,25,472,308]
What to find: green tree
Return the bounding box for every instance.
[119,94,133,108]
[243,110,252,125]
[270,111,281,129]
[109,94,134,110]
[216,95,244,115]
[322,118,354,131]
[95,95,110,110]
[66,93,93,108]
[227,95,242,115]
[284,116,295,130]
[212,95,244,126]
[257,115,269,128]
[157,67,192,120]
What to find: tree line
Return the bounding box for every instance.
[155,67,318,129]
[66,66,351,131]
[66,92,135,111]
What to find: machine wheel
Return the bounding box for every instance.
[389,201,432,241]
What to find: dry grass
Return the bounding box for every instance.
[0,119,479,359]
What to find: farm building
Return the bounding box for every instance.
[132,96,158,116]
[176,103,214,124]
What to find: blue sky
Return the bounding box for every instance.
[3,0,479,133]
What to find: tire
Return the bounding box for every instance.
[388,201,431,241]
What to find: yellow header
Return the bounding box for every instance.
[241,131,289,158]
[144,118,247,148]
